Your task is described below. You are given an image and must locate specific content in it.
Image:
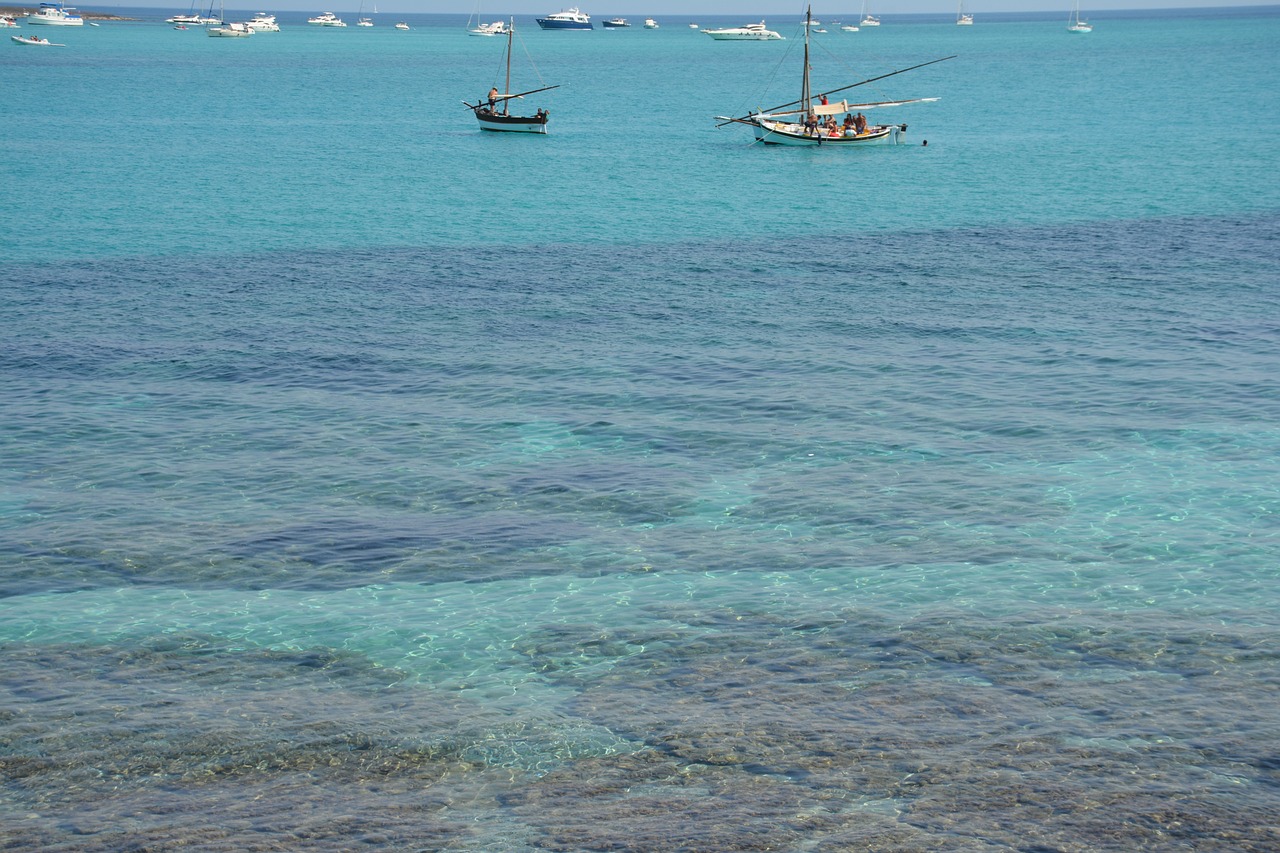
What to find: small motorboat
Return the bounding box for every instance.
[644,18,658,29]
[601,18,629,28]
[394,21,409,30]
[12,33,63,44]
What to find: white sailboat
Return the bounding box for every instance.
[859,1,880,27]
[207,0,252,36]
[463,19,559,134]
[715,7,951,148]
[956,1,973,26]
[355,0,372,26]
[1068,1,1092,32]
[466,1,505,36]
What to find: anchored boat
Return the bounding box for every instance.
[463,18,560,134]
[715,6,952,148]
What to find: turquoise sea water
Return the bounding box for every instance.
[3,7,1279,850]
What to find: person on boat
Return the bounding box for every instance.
[854,112,867,134]
[487,87,499,112]
[819,94,828,107]
[842,113,855,134]
[804,113,819,136]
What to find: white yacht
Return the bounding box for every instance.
[1,14,21,27]
[207,20,253,36]
[702,21,782,41]
[26,3,84,26]
[394,21,409,29]
[307,11,346,26]
[644,18,658,29]
[245,13,279,31]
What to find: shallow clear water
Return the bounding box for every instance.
[2,8,1279,851]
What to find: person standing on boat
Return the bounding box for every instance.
[487,87,499,112]
[854,112,867,134]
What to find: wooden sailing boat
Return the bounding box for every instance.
[463,18,559,133]
[715,6,952,147]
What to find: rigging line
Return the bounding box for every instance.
[726,26,800,123]
[811,38,896,103]
[717,54,955,126]
[516,26,549,89]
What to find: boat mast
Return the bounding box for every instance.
[801,6,812,119]
[503,18,514,115]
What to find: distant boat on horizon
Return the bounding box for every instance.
[1068,0,1093,32]
[701,21,783,41]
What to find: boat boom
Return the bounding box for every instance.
[716,54,956,127]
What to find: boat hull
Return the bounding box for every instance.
[535,18,591,30]
[704,32,781,40]
[476,111,549,134]
[26,15,83,25]
[208,24,253,37]
[751,119,902,146]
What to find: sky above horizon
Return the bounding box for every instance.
[87,2,1280,14]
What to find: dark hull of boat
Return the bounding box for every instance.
[476,111,549,134]
[535,18,591,30]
